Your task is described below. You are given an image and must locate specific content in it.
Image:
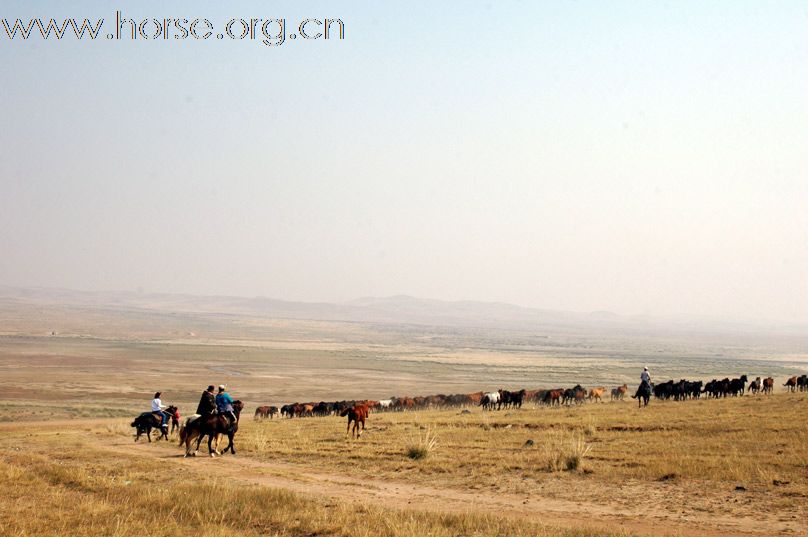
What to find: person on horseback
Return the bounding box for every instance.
[215,385,237,432]
[151,391,169,431]
[632,367,652,399]
[196,385,217,416]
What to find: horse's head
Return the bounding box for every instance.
[232,400,244,418]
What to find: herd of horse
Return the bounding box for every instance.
[783,374,808,392]
[131,373,807,454]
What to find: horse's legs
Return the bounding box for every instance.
[194,431,205,455]
[208,433,217,457]
[185,430,199,457]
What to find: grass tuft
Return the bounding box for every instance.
[543,430,592,472]
[406,428,438,460]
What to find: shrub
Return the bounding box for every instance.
[406,428,438,460]
[543,430,592,472]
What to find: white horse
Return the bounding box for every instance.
[481,391,500,410]
[377,399,393,411]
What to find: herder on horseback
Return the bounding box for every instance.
[196,385,217,416]
[216,385,237,432]
[180,384,243,457]
[632,367,652,407]
[151,391,169,433]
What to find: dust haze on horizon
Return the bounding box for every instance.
[1,1,807,324]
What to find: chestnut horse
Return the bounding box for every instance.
[340,403,368,438]
[543,389,563,406]
[611,384,628,401]
[588,386,606,403]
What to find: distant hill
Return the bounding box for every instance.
[0,285,803,336]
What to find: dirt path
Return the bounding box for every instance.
[95,437,794,537]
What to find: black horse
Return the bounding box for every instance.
[635,382,652,407]
[182,400,243,457]
[131,405,179,442]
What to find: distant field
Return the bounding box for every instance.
[2,299,808,418]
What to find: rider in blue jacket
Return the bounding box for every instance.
[215,385,236,430]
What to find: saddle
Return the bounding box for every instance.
[151,411,168,427]
[220,412,237,432]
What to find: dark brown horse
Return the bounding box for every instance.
[131,406,179,442]
[340,403,368,438]
[543,389,563,406]
[180,401,243,457]
[254,405,278,419]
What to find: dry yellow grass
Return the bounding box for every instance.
[3,391,804,536]
[0,440,624,537]
[236,392,808,493]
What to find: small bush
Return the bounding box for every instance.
[543,430,592,472]
[583,416,597,437]
[406,428,438,460]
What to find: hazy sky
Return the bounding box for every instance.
[1,1,807,322]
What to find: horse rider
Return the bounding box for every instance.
[215,385,237,431]
[632,367,652,399]
[151,391,169,431]
[196,385,217,416]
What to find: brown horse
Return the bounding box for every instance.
[340,403,369,438]
[180,401,243,457]
[784,376,798,392]
[254,405,278,419]
[762,377,774,394]
[543,389,563,406]
[611,384,628,401]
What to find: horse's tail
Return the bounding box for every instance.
[178,422,187,445]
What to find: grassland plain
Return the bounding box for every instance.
[2,296,808,535]
[2,392,806,536]
[1,327,806,423]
